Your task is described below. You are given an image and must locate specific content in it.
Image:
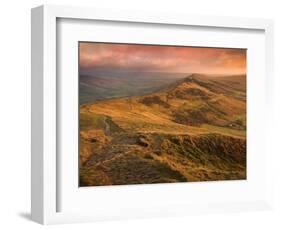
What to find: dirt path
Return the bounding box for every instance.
[104,117,111,136]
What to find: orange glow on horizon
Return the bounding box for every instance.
[79,42,246,75]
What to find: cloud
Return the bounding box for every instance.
[79,42,246,75]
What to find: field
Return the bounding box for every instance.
[79,73,246,186]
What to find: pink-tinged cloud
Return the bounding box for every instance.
[79,42,246,75]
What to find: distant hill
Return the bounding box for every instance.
[79,73,246,186]
[79,70,188,104]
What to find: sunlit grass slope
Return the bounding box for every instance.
[80,74,246,186]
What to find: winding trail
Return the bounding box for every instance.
[104,117,111,136]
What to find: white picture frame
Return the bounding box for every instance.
[31,4,274,225]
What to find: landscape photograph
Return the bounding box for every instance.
[79,42,247,187]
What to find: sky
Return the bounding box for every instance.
[79,42,246,75]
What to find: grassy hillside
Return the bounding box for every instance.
[79,73,246,186]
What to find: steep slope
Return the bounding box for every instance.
[79,73,246,186]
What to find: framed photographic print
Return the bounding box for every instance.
[31,5,274,225]
[78,42,247,186]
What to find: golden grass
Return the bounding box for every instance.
[79,74,247,186]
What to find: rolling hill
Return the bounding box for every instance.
[79,73,246,186]
[79,70,188,103]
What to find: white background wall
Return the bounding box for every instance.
[0,0,280,229]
